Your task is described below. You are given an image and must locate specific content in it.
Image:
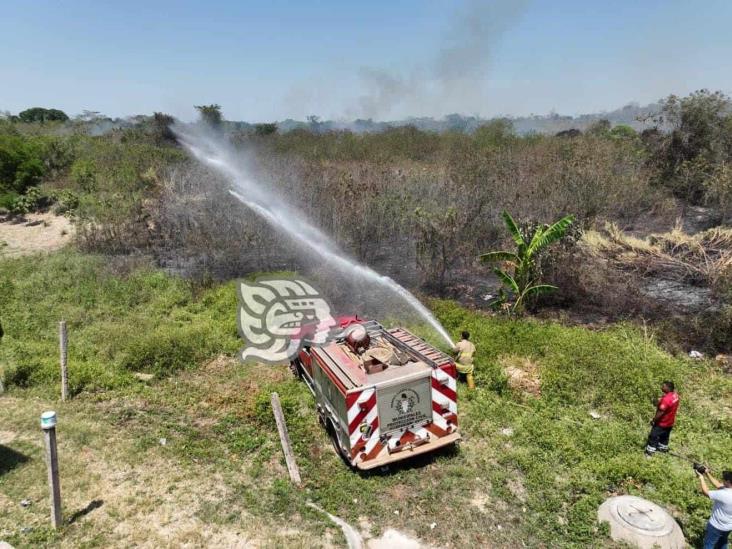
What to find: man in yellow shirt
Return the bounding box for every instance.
[453,331,476,389]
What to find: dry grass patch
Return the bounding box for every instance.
[498,355,541,398]
[583,222,732,289]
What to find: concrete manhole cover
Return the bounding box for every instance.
[617,498,672,533]
[598,496,685,548]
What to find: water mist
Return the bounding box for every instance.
[174,125,454,348]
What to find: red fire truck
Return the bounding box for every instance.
[290,319,460,470]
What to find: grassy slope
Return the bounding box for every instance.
[0,252,241,394]
[1,251,731,547]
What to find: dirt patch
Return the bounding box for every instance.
[0,431,17,445]
[506,477,527,503]
[367,529,437,549]
[498,355,541,397]
[387,484,410,503]
[470,491,490,513]
[0,212,74,257]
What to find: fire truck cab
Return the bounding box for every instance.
[291,319,460,470]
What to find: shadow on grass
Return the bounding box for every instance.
[67,499,104,524]
[0,444,30,475]
[357,440,461,478]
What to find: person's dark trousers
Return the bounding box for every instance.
[703,522,729,549]
[645,425,672,454]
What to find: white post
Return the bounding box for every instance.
[41,411,62,528]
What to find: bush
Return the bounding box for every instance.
[8,186,44,214]
[70,158,98,191]
[0,134,44,193]
[116,324,221,376]
[50,189,80,215]
[0,191,19,211]
[649,89,732,204]
[658,306,732,355]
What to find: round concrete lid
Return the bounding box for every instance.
[598,495,685,549]
[615,496,673,534]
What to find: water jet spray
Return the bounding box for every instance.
[174,125,454,348]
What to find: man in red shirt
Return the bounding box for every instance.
[645,380,680,457]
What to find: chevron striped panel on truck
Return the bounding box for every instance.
[346,388,383,463]
[429,364,458,436]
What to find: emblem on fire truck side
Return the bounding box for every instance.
[391,391,418,415]
[236,276,336,364]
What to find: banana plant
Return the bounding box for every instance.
[480,211,575,313]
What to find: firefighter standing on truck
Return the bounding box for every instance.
[645,380,680,457]
[453,330,475,390]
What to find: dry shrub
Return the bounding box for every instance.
[544,222,732,353]
[656,306,732,355]
[150,164,300,279]
[249,133,663,291]
[716,353,732,372]
[71,127,668,294]
[584,222,732,292]
[540,226,658,317]
[498,355,541,398]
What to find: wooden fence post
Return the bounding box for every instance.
[59,321,68,401]
[270,392,302,486]
[41,411,62,529]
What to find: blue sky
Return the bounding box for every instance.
[1,0,730,121]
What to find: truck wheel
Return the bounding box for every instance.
[326,420,351,466]
[288,359,302,379]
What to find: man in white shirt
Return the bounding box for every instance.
[697,468,732,549]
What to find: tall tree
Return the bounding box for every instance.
[18,108,69,123]
[194,104,223,128]
[651,89,732,202]
[151,112,176,143]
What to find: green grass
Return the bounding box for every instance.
[429,300,732,543]
[1,252,731,547]
[0,251,241,395]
